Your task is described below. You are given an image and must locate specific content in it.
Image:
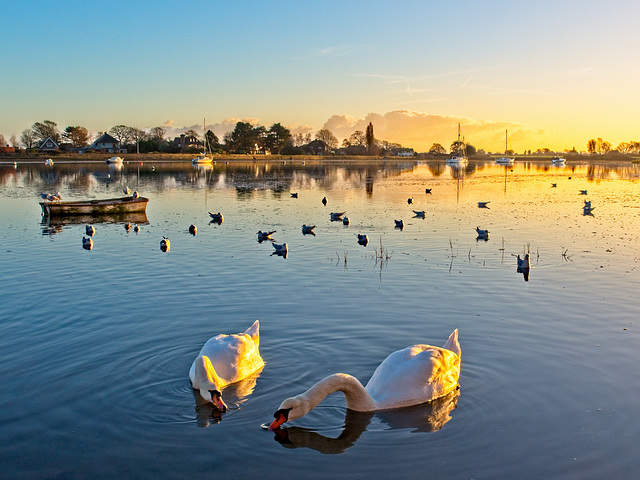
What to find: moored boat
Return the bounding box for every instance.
[495,130,514,165]
[40,196,149,217]
[446,124,468,165]
[551,156,566,164]
[106,156,124,164]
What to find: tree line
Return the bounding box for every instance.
[5,119,407,156]
[5,119,639,156]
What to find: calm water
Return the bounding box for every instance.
[1,159,639,479]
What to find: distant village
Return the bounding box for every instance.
[1,119,637,158]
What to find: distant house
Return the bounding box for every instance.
[0,146,15,154]
[393,148,415,157]
[303,139,327,155]
[173,134,202,152]
[87,133,123,153]
[39,137,59,152]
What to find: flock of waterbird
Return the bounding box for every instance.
[45,176,593,277]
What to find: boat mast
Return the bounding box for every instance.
[505,129,508,155]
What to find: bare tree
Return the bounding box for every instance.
[315,128,338,151]
[0,134,5,146]
[109,125,133,145]
[10,135,18,148]
[32,120,61,144]
[149,126,166,142]
[347,130,366,146]
[20,129,36,149]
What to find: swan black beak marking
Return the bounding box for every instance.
[209,390,227,412]
[268,408,291,431]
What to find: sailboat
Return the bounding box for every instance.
[192,118,213,164]
[495,130,514,165]
[446,124,468,165]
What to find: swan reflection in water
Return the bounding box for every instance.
[270,388,459,454]
[192,369,263,428]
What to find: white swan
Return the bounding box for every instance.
[190,320,264,411]
[268,330,460,430]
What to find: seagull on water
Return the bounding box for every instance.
[330,212,345,221]
[302,224,315,234]
[189,224,197,235]
[86,225,95,236]
[413,210,425,218]
[517,254,531,271]
[357,234,369,245]
[123,186,131,195]
[209,212,224,223]
[160,236,170,251]
[257,230,276,241]
[395,219,404,229]
[82,237,93,250]
[476,227,489,240]
[272,242,288,256]
[478,201,490,208]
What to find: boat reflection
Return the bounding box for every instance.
[40,212,149,235]
[192,370,262,428]
[271,389,459,454]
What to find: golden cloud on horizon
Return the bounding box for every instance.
[322,110,554,153]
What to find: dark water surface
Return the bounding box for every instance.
[1,159,639,479]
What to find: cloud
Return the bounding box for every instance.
[164,120,174,128]
[322,110,544,152]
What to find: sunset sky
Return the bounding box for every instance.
[2,0,638,153]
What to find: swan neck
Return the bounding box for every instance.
[304,374,377,412]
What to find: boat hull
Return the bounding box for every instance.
[40,196,149,216]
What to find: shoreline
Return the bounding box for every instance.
[1,152,638,165]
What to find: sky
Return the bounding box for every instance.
[2,0,639,153]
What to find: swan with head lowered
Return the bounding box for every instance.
[268,329,460,430]
[189,320,264,412]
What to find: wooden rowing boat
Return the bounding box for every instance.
[40,196,149,216]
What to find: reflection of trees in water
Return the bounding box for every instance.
[8,161,640,198]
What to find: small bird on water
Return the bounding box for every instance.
[160,236,170,252]
[257,230,276,241]
[476,227,489,240]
